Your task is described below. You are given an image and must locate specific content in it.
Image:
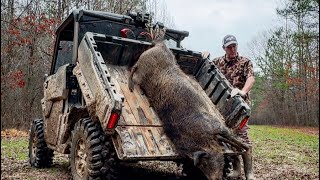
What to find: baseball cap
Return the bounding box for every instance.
[222,35,238,48]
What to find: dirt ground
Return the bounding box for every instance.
[1,127,319,180]
[1,150,183,180]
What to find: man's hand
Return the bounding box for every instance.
[231,88,246,98]
[202,51,210,59]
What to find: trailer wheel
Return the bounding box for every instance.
[28,119,54,168]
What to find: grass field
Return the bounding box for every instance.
[1,125,319,179]
[1,137,29,161]
[249,125,319,179]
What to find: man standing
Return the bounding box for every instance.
[203,34,255,180]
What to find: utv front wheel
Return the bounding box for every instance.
[28,119,54,168]
[70,118,104,179]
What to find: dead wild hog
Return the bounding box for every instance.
[129,42,247,180]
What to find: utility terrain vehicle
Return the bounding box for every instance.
[28,9,250,179]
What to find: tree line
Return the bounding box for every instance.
[1,0,172,130]
[249,0,319,126]
[1,0,318,130]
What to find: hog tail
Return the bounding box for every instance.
[128,64,138,92]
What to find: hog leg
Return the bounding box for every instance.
[210,120,249,151]
[128,64,138,92]
[217,133,249,151]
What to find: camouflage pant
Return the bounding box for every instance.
[236,119,252,146]
[237,97,252,146]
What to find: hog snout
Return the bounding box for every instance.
[192,150,224,180]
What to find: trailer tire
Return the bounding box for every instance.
[29,119,54,168]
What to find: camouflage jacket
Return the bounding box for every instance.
[212,54,254,102]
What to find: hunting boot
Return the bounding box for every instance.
[227,155,241,178]
[242,147,255,180]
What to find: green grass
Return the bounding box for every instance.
[1,126,319,178]
[1,137,29,161]
[249,125,319,172]
[1,136,71,180]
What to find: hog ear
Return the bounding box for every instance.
[192,151,208,166]
[152,24,166,42]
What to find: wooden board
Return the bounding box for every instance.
[107,65,178,160]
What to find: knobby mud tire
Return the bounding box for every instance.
[70,117,120,180]
[100,137,120,180]
[28,119,54,168]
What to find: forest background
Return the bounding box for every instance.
[1,0,319,130]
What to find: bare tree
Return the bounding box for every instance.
[1,0,175,130]
[248,0,319,126]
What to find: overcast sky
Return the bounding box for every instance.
[164,0,283,58]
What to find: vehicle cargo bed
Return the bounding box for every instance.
[107,65,179,160]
